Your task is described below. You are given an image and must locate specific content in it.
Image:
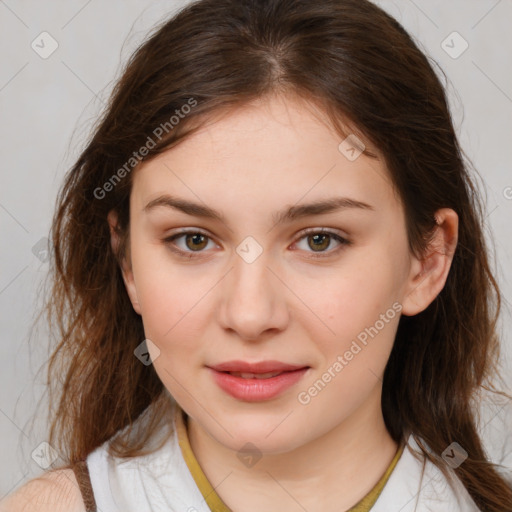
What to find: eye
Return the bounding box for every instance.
[292,228,351,258]
[163,229,217,258]
[163,228,351,260]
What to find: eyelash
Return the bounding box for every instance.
[162,228,351,260]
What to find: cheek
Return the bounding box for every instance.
[297,267,400,417]
[130,244,208,347]
[316,258,398,329]
[302,251,402,370]
[131,255,210,399]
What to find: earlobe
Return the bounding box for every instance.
[107,210,142,315]
[401,208,458,316]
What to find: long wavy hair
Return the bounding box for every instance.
[40,0,511,509]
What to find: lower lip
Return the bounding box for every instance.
[209,367,309,402]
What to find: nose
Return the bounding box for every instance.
[218,251,290,342]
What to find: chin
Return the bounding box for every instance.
[211,414,308,454]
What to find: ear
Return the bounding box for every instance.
[107,210,142,315]
[401,208,458,316]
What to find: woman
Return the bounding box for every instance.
[3,0,511,510]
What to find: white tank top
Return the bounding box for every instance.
[85,397,510,511]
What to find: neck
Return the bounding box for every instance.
[187,385,399,512]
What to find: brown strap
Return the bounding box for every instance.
[71,460,98,512]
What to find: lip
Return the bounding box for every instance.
[208,360,307,373]
[207,361,309,402]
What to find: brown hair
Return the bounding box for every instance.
[41,0,511,509]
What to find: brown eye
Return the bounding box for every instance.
[164,228,350,260]
[184,233,209,251]
[163,230,216,258]
[294,229,351,258]
[307,233,331,252]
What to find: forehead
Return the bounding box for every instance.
[131,93,401,220]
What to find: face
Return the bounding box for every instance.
[117,93,422,454]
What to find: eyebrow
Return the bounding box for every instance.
[143,194,374,226]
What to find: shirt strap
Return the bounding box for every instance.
[71,459,98,512]
[347,442,405,511]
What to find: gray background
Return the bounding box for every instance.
[1,0,511,497]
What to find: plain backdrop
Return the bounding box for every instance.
[0,0,511,498]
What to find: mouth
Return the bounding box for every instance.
[207,360,310,402]
[208,360,308,374]
[223,370,286,379]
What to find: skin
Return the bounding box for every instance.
[109,92,458,512]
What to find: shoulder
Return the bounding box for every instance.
[0,468,86,512]
[372,435,481,511]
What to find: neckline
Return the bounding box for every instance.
[174,404,405,512]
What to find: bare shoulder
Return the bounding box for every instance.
[0,468,86,512]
